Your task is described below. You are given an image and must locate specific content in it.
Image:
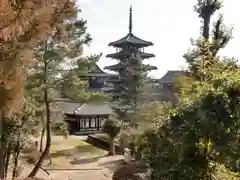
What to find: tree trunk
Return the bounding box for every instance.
[39,127,45,153]
[28,44,52,177]
[28,88,51,177]
[203,14,211,39]
[202,2,212,40]
[4,150,11,178]
[12,141,20,179]
[48,151,52,165]
[0,114,7,179]
[109,137,115,156]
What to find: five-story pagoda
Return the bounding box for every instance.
[105,6,156,121]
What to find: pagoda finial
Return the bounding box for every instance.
[129,5,132,34]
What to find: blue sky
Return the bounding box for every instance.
[77,0,240,78]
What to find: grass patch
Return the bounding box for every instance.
[50,137,104,158]
[50,138,87,153]
[50,144,58,154]
[50,143,104,158]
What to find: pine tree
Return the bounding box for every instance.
[0,1,77,178]
[27,18,107,176]
[107,53,156,124]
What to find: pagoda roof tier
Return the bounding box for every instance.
[106,51,155,59]
[104,63,124,71]
[108,6,154,48]
[144,64,158,71]
[106,78,121,83]
[108,33,153,48]
[105,63,157,72]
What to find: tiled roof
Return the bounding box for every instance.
[61,101,82,114]
[74,103,112,116]
[159,70,186,84]
[108,33,153,48]
[106,51,155,59]
[104,63,124,71]
[56,100,112,116]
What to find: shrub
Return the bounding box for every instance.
[112,161,150,180]
[103,116,121,155]
[51,121,69,138]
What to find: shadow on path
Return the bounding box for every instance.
[70,154,107,165]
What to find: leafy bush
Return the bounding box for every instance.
[119,128,144,158]
[103,116,121,155]
[112,161,150,180]
[134,101,171,128]
[51,121,69,138]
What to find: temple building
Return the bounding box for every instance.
[158,70,186,105]
[57,64,113,134]
[58,6,157,134]
[105,5,156,99]
[62,100,112,135]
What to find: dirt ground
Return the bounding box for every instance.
[19,136,124,180]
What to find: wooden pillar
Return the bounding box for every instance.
[97,116,100,130]
[89,118,91,128]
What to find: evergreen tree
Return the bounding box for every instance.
[107,53,156,123]
[27,18,106,176]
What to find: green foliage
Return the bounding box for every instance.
[103,116,121,138]
[52,121,69,138]
[108,52,157,122]
[140,59,240,179]
[142,45,240,179]
[138,1,240,179]
[27,18,107,142]
[5,99,41,153]
[119,127,144,152]
[134,101,171,128]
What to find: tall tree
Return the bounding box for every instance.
[27,18,107,176]
[27,19,99,176]
[107,53,156,123]
[184,0,232,78]
[0,0,77,178]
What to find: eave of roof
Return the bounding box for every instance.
[74,103,113,116]
[108,33,153,48]
[106,51,155,59]
[104,63,124,71]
